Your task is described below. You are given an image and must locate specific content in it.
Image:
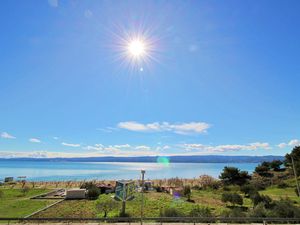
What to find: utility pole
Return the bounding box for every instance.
[291,156,300,197]
[140,170,146,225]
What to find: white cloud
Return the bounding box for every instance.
[1,132,16,139]
[84,9,93,18]
[278,139,300,148]
[135,145,151,151]
[62,142,80,148]
[53,137,59,140]
[48,0,58,7]
[83,144,104,151]
[183,142,271,153]
[29,138,41,143]
[118,121,210,134]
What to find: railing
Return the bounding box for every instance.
[1,217,300,224]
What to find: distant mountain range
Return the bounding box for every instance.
[0,155,284,163]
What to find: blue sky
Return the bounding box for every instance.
[0,0,300,158]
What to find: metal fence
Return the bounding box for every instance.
[1,217,300,224]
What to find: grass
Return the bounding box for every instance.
[0,187,56,218]
[32,190,240,218]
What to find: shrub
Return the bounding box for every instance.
[183,185,192,201]
[160,207,184,217]
[270,199,300,218]
[221,193,243,206]
[87,187,100,199]
[189,205,212,217]
[154,186,163,192]
[80,181,96,189]
[20,186,30,196]
[248,202,268,218]
[249,192,272,208]
[277,182,289,189]
[95,194,119,217]
[240,184,257,197]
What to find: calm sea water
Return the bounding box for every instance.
[0,160,258,181]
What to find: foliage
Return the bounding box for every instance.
[240,184,257,197]
[221,193,243,206]
[219,167,250,186]
[249,192,272,208]
[269,198,300,218]
[87,187,100,200]
[248,202,268,217]
[285,146,300,175]
[20,186,30,196]
[80,181,97,190]
[255,165,271,176]
[189,205,212,217]
[270,160,283,171]
[183,185,192,201]
[198,175,220,190]
[160,207,184,217]
[95,194,119,217]
[221,207,246,218]
[277,181,289,189]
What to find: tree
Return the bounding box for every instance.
[221,193,243,206]
[183,185,192,201]
[255,165,270,176]
[285,146,300,175]
[95,194,119,218]
[270,160,283,171]
[219,167,250,186]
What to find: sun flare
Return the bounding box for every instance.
[128,40,146,57]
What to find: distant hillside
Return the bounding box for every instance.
[0,155,284,163]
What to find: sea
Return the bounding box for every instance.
[0,160,258,181]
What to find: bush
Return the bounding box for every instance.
[160,207,184,217]
[20,186,30,196]
[270,199,300,218]
[80,181,97,189]
[248,202,268,218]
[183,185,192,201]
[95,194,119,217]
[277,182,289,189]
[249,192,272,208]
[240,184,257,197]
[221,193,243,206]
[87,187,100,199]
[154,186,163,192]
[189,205,212,217]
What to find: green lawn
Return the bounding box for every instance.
[0,187,56,218]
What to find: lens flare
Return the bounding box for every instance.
[156,156,170,166]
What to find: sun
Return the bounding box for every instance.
[128,40,146,58]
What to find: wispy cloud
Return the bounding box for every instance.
[62,142,80,148]
[183,142,271,153]
[1,132,16,139]
[278,139,300,148]
[48,0,58,7]
[29,138,41,143]
[117,121,210,134]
